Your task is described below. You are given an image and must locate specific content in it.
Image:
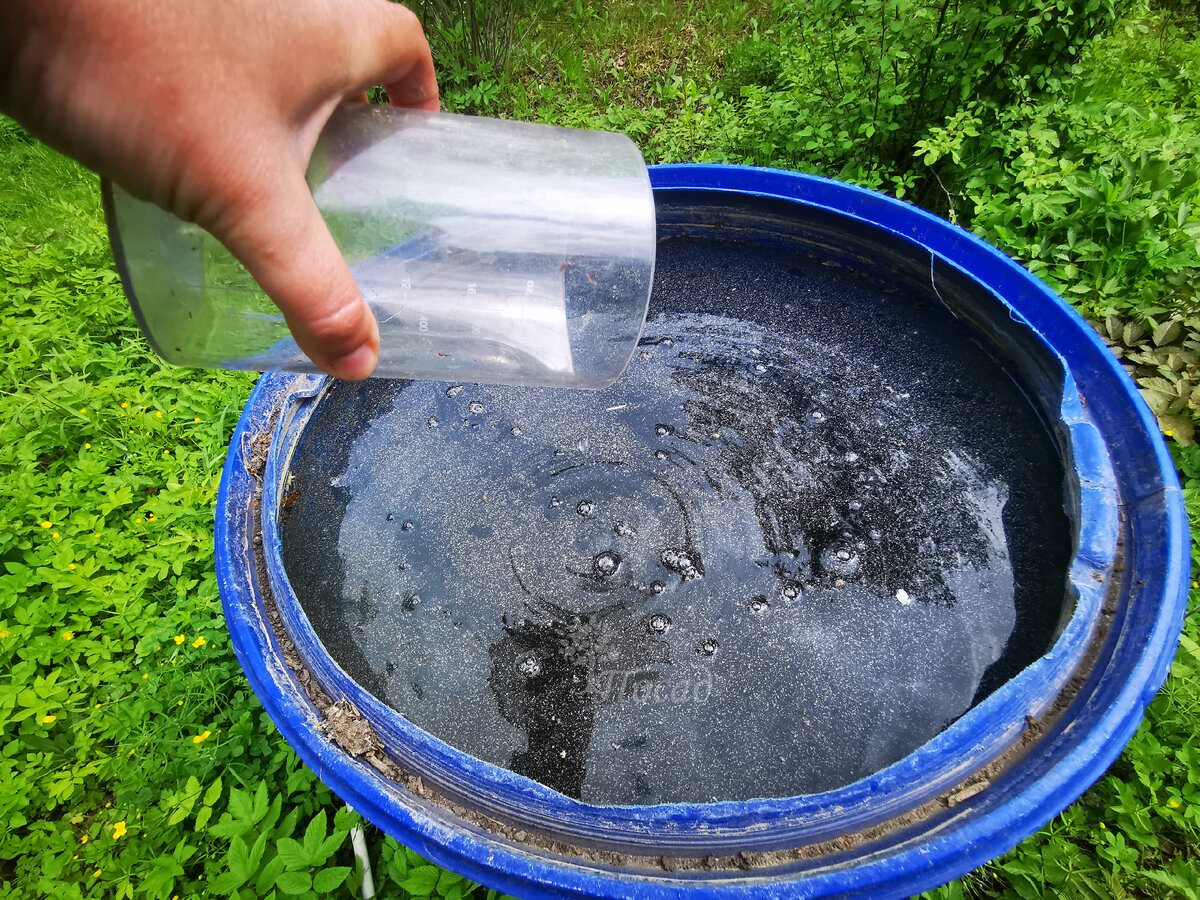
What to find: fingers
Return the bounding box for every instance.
[356,1,440,111]
[213,164,380,381]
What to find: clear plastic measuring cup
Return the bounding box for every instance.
[102,105,656,389]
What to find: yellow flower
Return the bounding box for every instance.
[1100,822,1106,829]
[134,518,143,524]
[94,703,101,708]
[80,835,88,844]
[1169,799,1180,808]
[142,674,149,680]
[52,533,59,539]
[93,869,102,879]
[40,521,52,529]
[155,411,163,419]
[147,514,156,520]
[120,402,128,409]
[68,564,76,571]
[193,730,212,744]
[111,821,126,839]
[173,635,185,645]
[177,700,183,706]
[62,631,75,640]
[84,443,91,449]
[0,629,8,639]
[194,417,200,423]
[192,636,207,648]
[42,715,56,724]
[163,450,170,456]
[79,408,87,415]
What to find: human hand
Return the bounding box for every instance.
[0,0,439,380]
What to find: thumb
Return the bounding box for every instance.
[212,166,379,380]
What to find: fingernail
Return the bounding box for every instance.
[329,343,378,381]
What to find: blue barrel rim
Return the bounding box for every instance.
[217,163,1189,899]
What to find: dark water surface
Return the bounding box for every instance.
[280,236,1072,805]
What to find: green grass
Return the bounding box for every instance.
[1,1,1199,897]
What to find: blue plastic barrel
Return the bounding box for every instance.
[216,164,1189,899]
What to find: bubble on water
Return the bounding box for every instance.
[445,385,463,398]
[848,499,863,511]
[593,550,622,578]
[510,426,523,436]
[844,451,859,463]
[386,513,395,522]
[401,520,414,531]
[614,522,636,537]
[655,449,670,461]
[697,638,719,657]
[808,409,827,424]
[819,544,861,577]
[401,594,421,612]
[650,581,666,595]
[655,424,671,436]
[577,499,596,518]
[548,496,562,509]
[754,363,768,374]
[896,588,914,606]
[781,584,800,601]
[661,547,703,581]
[426,416,438,428]
[516,652,542,678]
[468,401,485,415]
[749,596,770,613]
[647,613,672,635]
[869,529,883,543]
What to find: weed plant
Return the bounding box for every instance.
[1,0,1199,897]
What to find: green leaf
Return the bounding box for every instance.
[227,836,254,884]
[302,809,327,859]
[249,831,268,873]
[208,871,245,896]
[204,776,224,807]
[255,855,286,896]
[313,866,352,892]
[401,865,442,896]
[195,806,213,831]
[438,869,464,893]
[274,870,313,895]
[276,836,311,871]
[252,780,270,824]
[228,788,253,823]
[141,855,184,900]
